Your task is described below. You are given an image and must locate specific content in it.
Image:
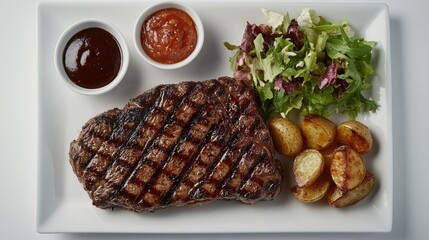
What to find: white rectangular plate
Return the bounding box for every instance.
[37,2,392,233]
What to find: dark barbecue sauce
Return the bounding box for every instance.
[141,8,197,64]
[63,27,122,89]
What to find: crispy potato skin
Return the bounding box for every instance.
[301,115,336,150]
[330,145,366,191]
[268,116,304,157]
[293,149,324,187]
[291,169,332,202]
[337,120,373,154]
[266,115,377,208]
[327,171,375,208]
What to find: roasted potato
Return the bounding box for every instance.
[293,149,324,187]
[331,145,366,191]
[319,140,339,168]
[268,116,304,157]
[337,120,373,154]
[327,171,375,208]
[291,170,332,202]
[301,115,336,150]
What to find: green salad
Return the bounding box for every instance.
[224,8,378,119]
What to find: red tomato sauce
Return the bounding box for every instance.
[141,8,197,64]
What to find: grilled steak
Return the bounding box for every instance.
[69,77,283,212]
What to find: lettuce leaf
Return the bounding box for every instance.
[225,8,378,119]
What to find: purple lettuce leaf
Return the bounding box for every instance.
[285,19,303,51]
[240,22,260,53]
[336,79,349,98]
[318,62,342,89]
[237,52,246,66]
[240,22,278,53]
[233,70,251,81]
[274,77,302,94]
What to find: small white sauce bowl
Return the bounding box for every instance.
[54,19,129,95]
[134,2,204,69]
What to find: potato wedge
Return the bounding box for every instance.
[293,149,324,187]
[337,120,373,154]
[327,171,375,208]
[291,170,332,202]
[301,115,336,150]
[268,116,304,157]
[331,145,366,191]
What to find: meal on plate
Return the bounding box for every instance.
[68,8,378,211]
[69,77,282,212]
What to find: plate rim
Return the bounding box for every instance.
[36,1,392,233]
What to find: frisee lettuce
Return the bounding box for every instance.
[224,8,378,119]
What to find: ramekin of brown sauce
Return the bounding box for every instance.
[134,2,204,69]
[55,19,129,95]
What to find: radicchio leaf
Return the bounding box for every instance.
[237,52,246,66]
[240,22,278,53]
[336,79,349,98]
[240,22,260,53]
[318,62,341,89]
[274,77,302,94]
[285,19,303,50]
[234,70,251,81]
[259,24,279,46]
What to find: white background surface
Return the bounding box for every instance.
[0,0,428,239]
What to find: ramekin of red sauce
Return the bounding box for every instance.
[134,2,204,69]
[55,19,129,95]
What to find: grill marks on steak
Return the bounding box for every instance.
[69,77,282,212]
